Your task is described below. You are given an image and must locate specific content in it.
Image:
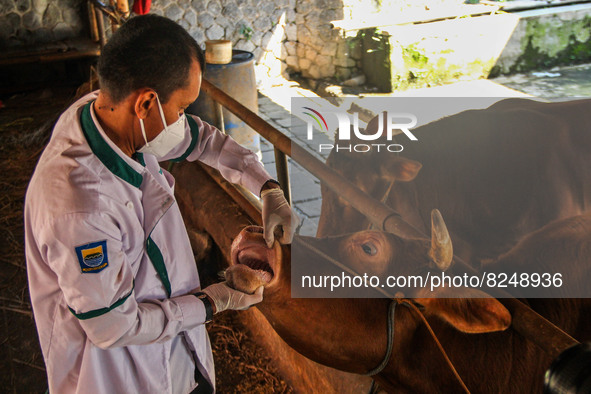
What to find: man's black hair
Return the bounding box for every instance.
[97,14,205,104]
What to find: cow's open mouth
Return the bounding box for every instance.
[230,226,276,289]
[237,250,274,283]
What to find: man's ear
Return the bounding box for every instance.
[414,287,512,334]
[135,89,157,119]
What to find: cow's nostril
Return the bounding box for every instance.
[245,226,264,234]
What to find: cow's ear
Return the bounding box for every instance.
[379,157,422,182]
[365,112,386,135]
[415,287,511,334]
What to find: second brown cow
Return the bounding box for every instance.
[318,98,591,267]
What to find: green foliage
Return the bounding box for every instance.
[512,17,591,74]
[403,43,429,65]
[240,25,253,41]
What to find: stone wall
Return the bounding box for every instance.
[150,0,288,84]
[8,1,586,90]
[149,0,361,84]
[0,0,364,85]
[0,0,85,47]
[292,0,360,81]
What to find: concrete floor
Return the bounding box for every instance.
[256,63,591,236]
[493,63,591,100]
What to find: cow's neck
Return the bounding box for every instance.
[378,303,529,393]
[375,303,467,392]
[257,289,392,374]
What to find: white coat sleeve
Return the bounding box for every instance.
[161,114,271,196]
[38,212,207,349]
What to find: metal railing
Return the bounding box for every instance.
[199,77,578,359]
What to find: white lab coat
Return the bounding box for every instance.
[24,91,271,393]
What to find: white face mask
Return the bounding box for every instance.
[138,94,186,158]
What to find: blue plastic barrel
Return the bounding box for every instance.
[188,50,261,158]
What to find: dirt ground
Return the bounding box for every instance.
[0,87,291,393]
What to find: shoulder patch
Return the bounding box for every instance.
[75,240,109,273]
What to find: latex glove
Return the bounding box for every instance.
[261,188,299,248]
[202,282,263,313]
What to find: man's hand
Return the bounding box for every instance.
[261,187,299,248]
[202,282,263,313]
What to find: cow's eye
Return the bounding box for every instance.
[361,242,377,256]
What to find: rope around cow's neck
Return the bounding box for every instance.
[364,301,397,376]
[293,237,470,393]
[397,299,471,394]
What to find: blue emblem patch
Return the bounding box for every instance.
[75,240,109,273]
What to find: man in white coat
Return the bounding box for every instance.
[24,14,297,394]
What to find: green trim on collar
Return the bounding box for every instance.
[169,115,200,163]
[146,236,172,297]
[132,152,146,167]
[68,284,134,320]
[80,102,143,188]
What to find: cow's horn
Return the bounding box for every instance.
[429,209,453,271]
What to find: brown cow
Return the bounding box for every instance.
[226,213,591,393]
[317,98,591,267]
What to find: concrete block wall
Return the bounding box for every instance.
[492,3,591,75]
[358,3,591,92]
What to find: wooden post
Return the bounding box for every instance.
[96,6,107,49]
[88,1,99,42]
[109,0,119,33]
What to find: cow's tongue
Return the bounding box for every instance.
[238,249,274,281]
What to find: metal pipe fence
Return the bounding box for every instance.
[199,77,579,358]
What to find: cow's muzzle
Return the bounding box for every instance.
[227,225,279,294]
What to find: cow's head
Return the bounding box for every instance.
[305,209,454,279]
[299,209,511,334]
[317,112,422,237]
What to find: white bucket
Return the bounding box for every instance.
[205,40,232,64]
